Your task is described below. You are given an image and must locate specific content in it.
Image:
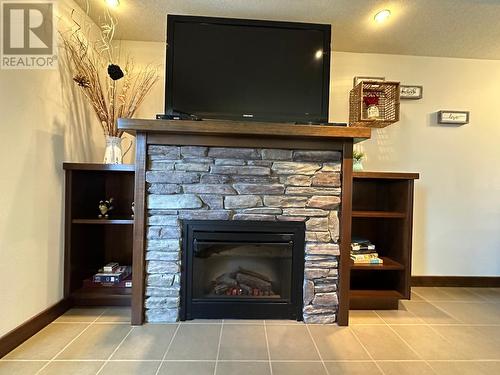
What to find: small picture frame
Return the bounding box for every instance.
[400,85,423,100]
[437,110,470,125]
[353,76,385,87]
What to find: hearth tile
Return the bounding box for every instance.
[0,361,47,375]
[224,319,264,325]
[411,287,456,301]
[351,325,419,360]
[431,325,500,359]
[111,324,178,360]
[267,325,320,360]
[99,361,160,375]
[308,326,370,360]
[272,362,327,375]
[324,361,382,375]
[438,287,489,302]
[158,361,215,375]
[391,325,464,360]
[4,323,88,360]
[182,319,222,324]
[432,301,500,324]
[375,309,425,324]
[54,307,107,322]
[165,324,221,360]
[96,307,131,323]
[465,287,500,302]
[216,361,271,375]
[471,325,500,347]
[38,361,103,375]
[428,360,500,375]
[348,310,384,324]
[399,301,460,324]
[218,324,268,360]
[55,324,131,360]
[265,319,303,325]
[377,361,435,375]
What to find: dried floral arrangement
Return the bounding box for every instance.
[59,5,159,138]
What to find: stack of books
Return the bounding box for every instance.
[91,263,132,287]
[351,238,383,264]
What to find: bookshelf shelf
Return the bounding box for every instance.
[350,257,404,270]
[352,210,406,219]
[72,218,134,225]
[349,172,418,311]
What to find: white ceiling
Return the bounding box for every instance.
[74,0,500,60]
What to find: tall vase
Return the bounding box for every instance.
[103,136,124,164]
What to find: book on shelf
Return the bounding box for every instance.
[351,244,376,251]
[351,247,377,255]
[93,265,131,284]
[103,262,119,273]
[350,253,379,261]
[351,237,372,245]
[84,275,132,288]
[350,256,384,264]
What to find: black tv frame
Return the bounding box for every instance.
[165,14,331,123]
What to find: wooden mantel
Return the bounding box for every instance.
[118,118,371,143]
[118,118,371,326]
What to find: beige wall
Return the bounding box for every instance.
[0,0,103,337]
[119,41,500,277]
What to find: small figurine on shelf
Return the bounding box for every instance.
[98,198,114,219]
[131,202,135,219]
[364,95,380,119]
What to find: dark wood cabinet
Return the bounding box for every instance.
[63,163,135,309]
[349,171,419,309]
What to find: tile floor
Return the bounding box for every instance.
[1,287,499,374]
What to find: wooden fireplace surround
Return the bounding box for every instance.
[118,118,371,326]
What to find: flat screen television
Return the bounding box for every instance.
[165,15,331,123]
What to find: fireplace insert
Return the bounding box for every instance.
[180,220,305,320]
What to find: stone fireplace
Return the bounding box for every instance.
[118,118,370,326]
[144,145,341,324]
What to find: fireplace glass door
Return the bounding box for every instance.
[193,239,292,301]
[181,220,305,320]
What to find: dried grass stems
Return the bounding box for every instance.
[59,6,159,137]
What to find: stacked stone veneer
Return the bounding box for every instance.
[145,145,342,324]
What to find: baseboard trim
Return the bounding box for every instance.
[411,276,500,288]
[0,298,71,358]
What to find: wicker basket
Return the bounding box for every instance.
[349,80,400,128]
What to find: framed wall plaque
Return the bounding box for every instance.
[400,85,423,99]
[437,110,470,125]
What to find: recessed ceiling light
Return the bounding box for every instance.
[315,49,323,59]
[105,0,120,8]
[374,9,391,23]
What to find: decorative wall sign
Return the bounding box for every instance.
[437,110,470,125]
[400,85,423,99]
[353,76,385,87]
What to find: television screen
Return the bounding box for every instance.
[165,15,331,123]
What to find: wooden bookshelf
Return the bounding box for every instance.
[63,163,135,311]
[349,171,419,310]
